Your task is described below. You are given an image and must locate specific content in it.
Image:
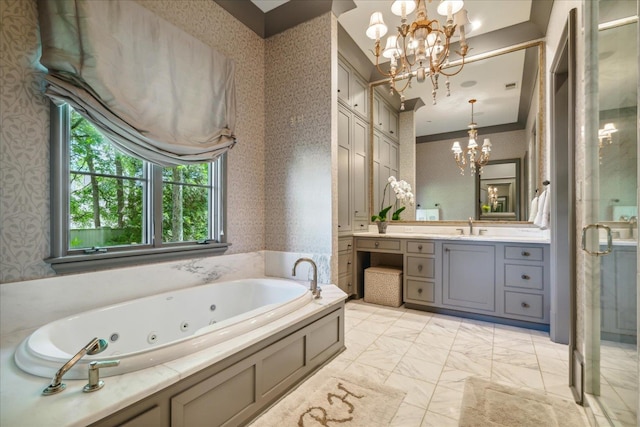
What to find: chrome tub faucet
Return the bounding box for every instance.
[292,257,322,299]
[42,337,108,396]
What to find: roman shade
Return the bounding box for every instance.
[37,0,237,166]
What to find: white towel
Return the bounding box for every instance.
[528,196,539,222]
[533,189,547,227]
[539,186,551,229]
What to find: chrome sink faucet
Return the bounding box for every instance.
[43,337,109,395]
[468,217,474,235]
[629,216,637,233]
[292,257,321,299]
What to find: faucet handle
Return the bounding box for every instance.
[83,360,120,393]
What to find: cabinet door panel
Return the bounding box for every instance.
[353,117,368,220]
[443,244,495,311]
[337,108,351,231]
[337,61,350,103]
[351,76,368,117]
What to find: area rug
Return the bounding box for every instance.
[459,377,587,427]
[249,370,406,427]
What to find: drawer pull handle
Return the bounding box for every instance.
[417,264,423,272]
[418,245,423,250]
[521,274,530,280]
[521,251,530,257]
[347,261,351,265]
[375,241,379,247]
[521,302,530,308]
[418,288,423,294]
[347,244,352,248]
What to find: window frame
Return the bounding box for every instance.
[47,102,229,274]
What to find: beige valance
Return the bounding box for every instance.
[37,0,237,166]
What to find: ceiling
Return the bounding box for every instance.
[337,0,540,139]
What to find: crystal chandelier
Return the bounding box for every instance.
[451,99,491,175]
[366,0,471,110]
[488,186,498,209]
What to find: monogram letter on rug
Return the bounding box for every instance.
[248,370,406,427]
[297,382,365,426]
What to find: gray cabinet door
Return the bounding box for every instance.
[353,116,368,222]
[443,243,496,312]
[601,246,637,336]
[337,106,351,232]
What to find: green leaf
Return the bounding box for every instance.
[391,206,406,220]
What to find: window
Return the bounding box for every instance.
[47,103,228,273]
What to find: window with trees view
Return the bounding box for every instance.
[48,104,227,272]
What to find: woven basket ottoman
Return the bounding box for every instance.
[364,266,403,307]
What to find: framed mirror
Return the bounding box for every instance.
[369,41,544,223]
[475,159,521,220]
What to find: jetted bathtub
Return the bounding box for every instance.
[15,278,312,379]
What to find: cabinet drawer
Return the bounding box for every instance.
[505,246,543,261]
[505,265,543,290]
[338,253,352,276]
[356,238,401,252]
[406,241,435,255]
[338,238,353,252]
[406,279,434,303]
[504,291,544,319]
[406,256,435,278]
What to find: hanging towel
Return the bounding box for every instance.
[539,186,551,229]
[533,189,547,227]
[528,196,539,222]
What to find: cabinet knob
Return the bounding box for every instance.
[354,103,358,107]
[418,245,423,250]
[347,261,352,265]
[417,264,423,272]
[390,130,394,134]
[337,89,341,92]
[347,244,352,248]
[375,241,379,247]
[521,274,530,280]
[521,251,530,257]
[360,224,365,227]
[521,302,530,308]
[418,288,423,294]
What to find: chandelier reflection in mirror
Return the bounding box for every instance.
[451,99,491,175]
[366,0,472,110]
[488,186,498,209]
[598,122,617,163]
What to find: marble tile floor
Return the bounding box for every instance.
[321,300,590,426]
[597,340,638,427]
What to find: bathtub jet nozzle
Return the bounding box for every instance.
[42,337,108,396]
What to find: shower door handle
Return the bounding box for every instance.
[581,223,612,256]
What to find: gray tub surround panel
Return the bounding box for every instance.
[353,233,551,328]
[0,286,346,427]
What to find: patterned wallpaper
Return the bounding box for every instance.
[1,0,343,283]
[0,0,51,282]
[264,13,335,257]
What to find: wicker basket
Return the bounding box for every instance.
[364,266,403,307]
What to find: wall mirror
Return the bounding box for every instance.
[475,159,521,220]
[369,41,544,223]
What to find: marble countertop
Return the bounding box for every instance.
[0,285,347,427]
[353,231,551,244]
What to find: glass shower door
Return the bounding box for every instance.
[592,2,638,425]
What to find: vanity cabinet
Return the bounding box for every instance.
[442,243,496,312]
[354,236,550,327]
[338,236,355,297]
[404,240,437,304]
[601,245,637,340]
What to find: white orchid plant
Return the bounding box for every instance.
[371,176,415,222]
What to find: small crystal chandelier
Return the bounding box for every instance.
[488,186,498,209]
[451,99,491,175]
[598,122,617,163]
[366,0,471,110]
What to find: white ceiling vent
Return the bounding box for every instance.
[505,82,518,90]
